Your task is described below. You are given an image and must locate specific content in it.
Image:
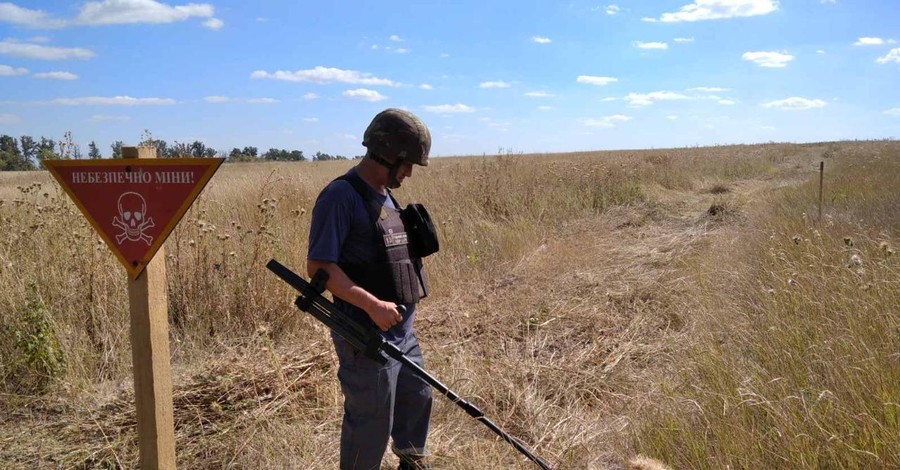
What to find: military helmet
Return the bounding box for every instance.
[362,108,431,166]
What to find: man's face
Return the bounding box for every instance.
[396,162,414,185]
[388,160,414,189]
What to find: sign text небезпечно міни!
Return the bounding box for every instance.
[70,169,197,185]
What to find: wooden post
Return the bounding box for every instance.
[124,146,176,469]
[818,161,824,221]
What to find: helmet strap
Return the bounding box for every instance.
[367,151,402,189]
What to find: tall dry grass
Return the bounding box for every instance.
[1,141,894,468]
[632,141,900,468]
[0,150,652,392]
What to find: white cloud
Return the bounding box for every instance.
[653,0,778,22]
[634,41,668,50]
[389,35,403,42]
[479,81,511,89]
[667,115,678,120]
[0,3,65,28]
[600,97,617,102]
[742,51,794,68]
[855,37,884,46]
[51,96,176,105]
[606,5,621,15]
[883,108,900,116]
[481,117,511,129]
[303,117,319,122]
[75,0,214,25]
[525,91,555,97]
[582,114,632,127]
[419,83,433,90]
[342,88,388,102]
[718,99,737,105]
[0,64,28,75]
[674,37,695,43]
[876,48,900,64]
[762,97,827,110]
[0,40,95,60]
[422,104,475,114]
[532,36,551,44]
[538,105,553,111]
[204,96,278,104]
[28,36,51,43]
[854,37,896,46]
[0,113,21,124]
[203,18,223,30]
[625,91,689,106]
[33,71,77,80]
[90,114,130,121]
[817,49,826,54]
[2,1,218,28]
[251,66,395,86]
[690,86,730,92]
[577,75,618,85]
[302,92,318,100]
[372,44,410,54]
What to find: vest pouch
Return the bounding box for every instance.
[400,203,440,258]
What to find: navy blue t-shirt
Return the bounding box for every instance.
[307,168,416,344]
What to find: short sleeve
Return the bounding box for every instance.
[308,180,355,263]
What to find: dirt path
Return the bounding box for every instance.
[415,163,816,468]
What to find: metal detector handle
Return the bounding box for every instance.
[267,260,388,363]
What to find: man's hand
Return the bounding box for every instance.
[306,260,405,331]
[367,300,404,331]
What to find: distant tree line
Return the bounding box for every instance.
[0,131,361,171]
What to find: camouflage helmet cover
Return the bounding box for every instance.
[362,108,431,166]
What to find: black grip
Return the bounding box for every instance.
[266,259,305,291]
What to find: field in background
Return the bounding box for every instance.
[1,141,897,468]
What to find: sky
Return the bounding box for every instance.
[0,0,898,158]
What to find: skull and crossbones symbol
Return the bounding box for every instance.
[112,192,155,245]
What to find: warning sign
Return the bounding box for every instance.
[43,158,224,279]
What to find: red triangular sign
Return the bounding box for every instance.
[44,158,224,279]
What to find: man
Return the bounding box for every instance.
[307,108,434,470]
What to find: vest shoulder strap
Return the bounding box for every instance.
[334,172,401,222]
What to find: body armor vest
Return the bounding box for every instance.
[335,172,429,304]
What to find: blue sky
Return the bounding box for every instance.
[0,0,898,157]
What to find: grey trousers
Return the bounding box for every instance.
[333,333,433,470]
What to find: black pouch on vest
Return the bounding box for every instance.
[400,203,439,258]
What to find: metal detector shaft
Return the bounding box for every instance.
[266,259,553,470]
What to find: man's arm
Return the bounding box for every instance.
[307,259,403,332]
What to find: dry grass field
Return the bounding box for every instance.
[1,140,897,469]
